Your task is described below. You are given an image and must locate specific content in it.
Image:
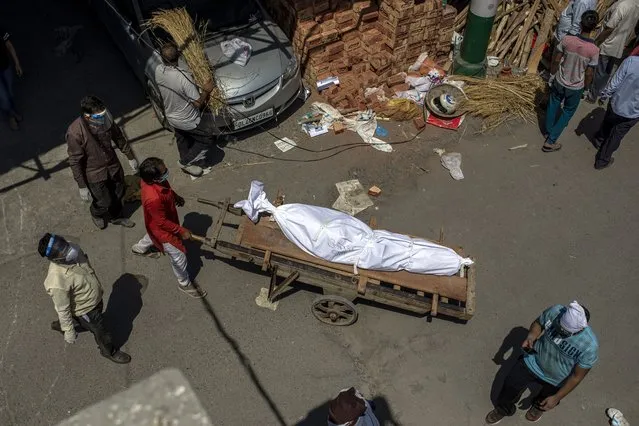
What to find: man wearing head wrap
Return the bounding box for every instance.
[38,233,131,364]
[486,301,598,424]
[66,95,139,229]
[328,387,379,426]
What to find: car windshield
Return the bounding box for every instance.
[138,0,260,30]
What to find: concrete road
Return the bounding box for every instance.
[1,1,637,425]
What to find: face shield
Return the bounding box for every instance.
[85,109,114,134]
[45,235,84,265]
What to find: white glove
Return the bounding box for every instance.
[64,329,77,344]
[79,187,92,202]
[128,158,139,173]
[548,74,555,87]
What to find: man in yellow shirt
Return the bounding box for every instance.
[38,233,130,364]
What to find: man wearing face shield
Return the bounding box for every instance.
[66,95,139,229]
[38,233,131,364]
[131,157,207,298]
[485,301,598,424]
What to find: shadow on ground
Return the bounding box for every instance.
[490,326,540,411]
[105,273,148,348]
[296,395,400,426]
[575,107,606,148]
[182,212,215,280]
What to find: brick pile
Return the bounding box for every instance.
[263,0,457,111]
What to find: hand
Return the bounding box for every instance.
[15,63,23,77]
[180,228,192,240]
[64,329,77,344]
[174,194,185,207]
[522,335,536,351]
[548,74,555,87]
[128,158,139,173]
[79,187,92,202]
[202,79,215,93]
[539,395,560,411]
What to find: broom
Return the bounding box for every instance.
[147,8,224,113]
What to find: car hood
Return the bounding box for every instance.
[204,20,293,100]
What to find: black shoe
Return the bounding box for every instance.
[50,320,83,333]
[102,350,131,364]
[92,216,107,229]
[110,217,135,228]
[595,157,615,170]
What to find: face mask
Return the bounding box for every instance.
[47,236,84,265]
[156,169,169,183]
[85,109,113,134]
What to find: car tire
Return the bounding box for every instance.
[146,80,171,130]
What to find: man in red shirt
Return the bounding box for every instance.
[131,157,207,298]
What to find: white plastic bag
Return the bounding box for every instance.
[235,181,473,275]
[221,38,251,67]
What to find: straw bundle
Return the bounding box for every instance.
[453,75,545,132]
[147,8,224,113]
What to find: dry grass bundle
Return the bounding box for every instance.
[453,75,545,132]
[147,8,224,113]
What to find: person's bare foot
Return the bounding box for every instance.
[8,116,19,131]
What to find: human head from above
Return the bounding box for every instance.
[80,95,112,131]
[580,10,599,34]
[160,41,180,66]
[139,157,169,184]
[558,301,590,337]
[37,233,82,264]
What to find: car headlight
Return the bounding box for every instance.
[283,55,298,81]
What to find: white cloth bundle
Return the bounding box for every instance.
[220,38,251,67]
[234,181,474,276]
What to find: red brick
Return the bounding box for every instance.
[351,62,368,73]
[341,30,361,42]
[361,11,379,21]
[358,21,378,31]
[334,10,355,23]
[361,29,383,45]
[325,40,345,55]
[386,72,405,86]
[314,0,330,14]
[352,0,372,12]
[344,37,361,51]
[391,83,410,93]
[413,116,426,130]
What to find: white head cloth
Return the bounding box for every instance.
[560,301,588,333]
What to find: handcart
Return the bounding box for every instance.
[192,197,476,325]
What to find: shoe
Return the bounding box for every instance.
[542,142,562,152]
[8,116,19,131]
[595,157,615,170]
[179,283,207,298]
[92,216,107,229]
[131,245,161,258]
[485,409,505,424]
[583,95,596,104]
[110,217,135,228]
[606,408,630,426]
[179,162,203,177]
[102,349,131,364]
[525,406,544,422]
[11,111,23,122]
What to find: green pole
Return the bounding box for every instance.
[453,0,499,76]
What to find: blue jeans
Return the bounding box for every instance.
[545,81,583,144]
[0,66,16,116]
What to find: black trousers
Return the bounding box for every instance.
[74,301,115,357]
[174,113,218,166]
[595,105,639,168]
[495,358,560,416]
[87,170,125,220]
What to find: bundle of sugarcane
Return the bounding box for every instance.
[453,74,545,132]
[147,8,224,113]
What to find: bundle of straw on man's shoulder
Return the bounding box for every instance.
[147,8,224,114]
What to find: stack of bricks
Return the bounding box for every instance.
[262,0,456,110]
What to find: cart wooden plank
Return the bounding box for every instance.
[240,218,468,302]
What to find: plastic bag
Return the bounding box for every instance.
[235,181,474,275]
[220,38,251,67]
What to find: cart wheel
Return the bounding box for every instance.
[311,296,358,326]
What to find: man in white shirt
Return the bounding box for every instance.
[554,0,597,42]
[155,42,217,177]
[586,0,639,102]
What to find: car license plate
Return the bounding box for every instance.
[232,108,274,130]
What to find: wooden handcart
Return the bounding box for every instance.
[193,197,476,325]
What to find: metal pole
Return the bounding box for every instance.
[453,0,499,76]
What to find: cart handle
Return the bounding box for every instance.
[197,198,243,216]
[190,234,216,248]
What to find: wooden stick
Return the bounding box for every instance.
[489,2,513,51]
[509,0,540,64]
[518,30,535,67]
[455,4,469,25]
[527,9,556,73]
[496,6,531,53]
[498,30,520,59]
[495,1,526,21]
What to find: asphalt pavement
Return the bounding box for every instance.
[1,1,638,425]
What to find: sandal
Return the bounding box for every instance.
[542,142,562,152]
